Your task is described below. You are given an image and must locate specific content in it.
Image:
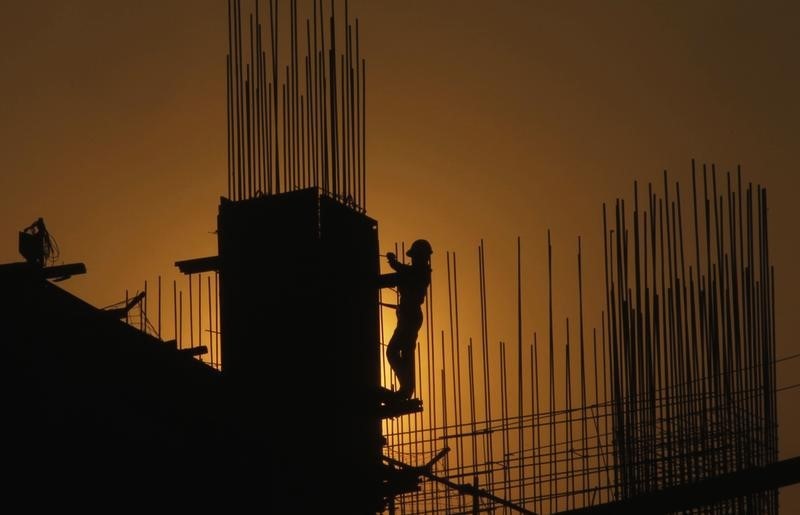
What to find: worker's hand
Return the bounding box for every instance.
[386,252,397,264]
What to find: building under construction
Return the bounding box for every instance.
[381,165,785,514]
[2,1,797,513]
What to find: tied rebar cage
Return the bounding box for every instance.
[226,0,367,212]
[383,163,778,514]
[382,241,619,514]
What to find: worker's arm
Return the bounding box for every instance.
[377,252,411,289]
[387,252,413,273]
[377,272,400,289]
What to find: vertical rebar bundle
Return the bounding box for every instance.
[112,271,222,370]
[226,0,367,212]
[604,163,777,512]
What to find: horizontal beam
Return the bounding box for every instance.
[556,457,800,515]
[178,346,208,357]
[42,262,86,280]
[174,256,219,275]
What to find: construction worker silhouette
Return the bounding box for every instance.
[381,239,432,399]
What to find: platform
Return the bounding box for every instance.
[376,387,423,419]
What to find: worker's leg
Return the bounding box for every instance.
[389,333,417,396]
[387,336,400,381]
[397,343,417,399]
[389,308,423,398]
[396,309,423,399]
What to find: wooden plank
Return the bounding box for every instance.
[175,256,219,275]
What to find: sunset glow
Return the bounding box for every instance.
[2,1,799,510]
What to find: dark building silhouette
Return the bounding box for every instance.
[1,190,421,511]
[0,261,231,496]
[215,188,385,511]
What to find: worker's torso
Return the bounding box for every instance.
[397,267,431,309]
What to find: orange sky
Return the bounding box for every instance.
[2,0,799,508]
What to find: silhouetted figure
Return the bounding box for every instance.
[19,217,58,268]
[380,239,432,399]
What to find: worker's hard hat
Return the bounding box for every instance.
[406,239,433,259]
